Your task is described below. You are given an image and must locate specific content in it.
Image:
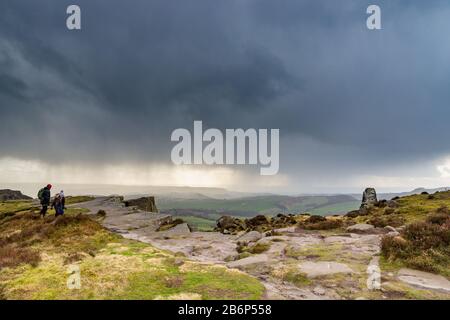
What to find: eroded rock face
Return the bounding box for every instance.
[271,214,297,228]
[246,215,270,228]
[124,196,158,213]
[215,215,246,234]
[345,188,379,218]
[216,213,299,234]
[0,189,32,201]
[361,188,378,209]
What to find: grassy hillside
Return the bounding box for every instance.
[310,201,360,216]
[0,202,264,300]
[350,191,450,277]
[172,215,216,232]
[159,195,359,230]
[159,194,359,216]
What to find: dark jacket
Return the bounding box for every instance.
[52,196,64,215]
[40,187,51,206]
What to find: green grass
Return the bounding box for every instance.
[0,200,36,219]
[0,204,265,300]
[310,201,360,216]
[159,195,358,217]
[65,196,95,205]
[173,215,216,231]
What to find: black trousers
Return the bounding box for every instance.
[40,205,48,216]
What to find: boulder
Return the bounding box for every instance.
[227,254,269,269]
[237,231,263,245]
[346,223,375,234]
[123,196,158,212]
[246,215,269,228]
[215,216,246,234]
[361,188,378,209]
[271,214,297,228]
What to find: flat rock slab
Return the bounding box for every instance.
[237,231,262,244]
[157,223,191,237]
[346,223,375,233]
[104,212,172,232]
[299,261,354,278]
[398,268,450,292]
[274,226,298,233]
[227,254,269,269]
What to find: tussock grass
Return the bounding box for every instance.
[381,207,450,277]
[0,202,264,300]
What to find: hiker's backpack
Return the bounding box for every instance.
[37,188,45,201]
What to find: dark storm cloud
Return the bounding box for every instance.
[0,0,450,178]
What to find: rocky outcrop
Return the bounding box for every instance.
[361,188,378,209]
[346,188,381,218]
[271,214,297,228]
[215,216,246,234]
[215,213,298,234]
[123,196,158,212]
[0,189,32,201]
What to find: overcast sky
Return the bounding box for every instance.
[1,0,450,193]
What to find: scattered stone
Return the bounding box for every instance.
[346,223,375,234]
[96,210,107,217]
[386,231,400,237]
[157,218,185,231]
[271,214,297,228]
[384,226,397,233]
[245,215,271,232]
[298,261,354,278]
[313,286,326,296]
[397,268,450,292]
[215,216,246,234]
[345,209,366,218]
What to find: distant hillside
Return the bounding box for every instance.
[0,189,32,201]
[361,187,450,201]
[1,183,263,200]
[163,194,361,231]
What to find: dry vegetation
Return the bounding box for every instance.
[0,204,264,300]
[381,206,450,277]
